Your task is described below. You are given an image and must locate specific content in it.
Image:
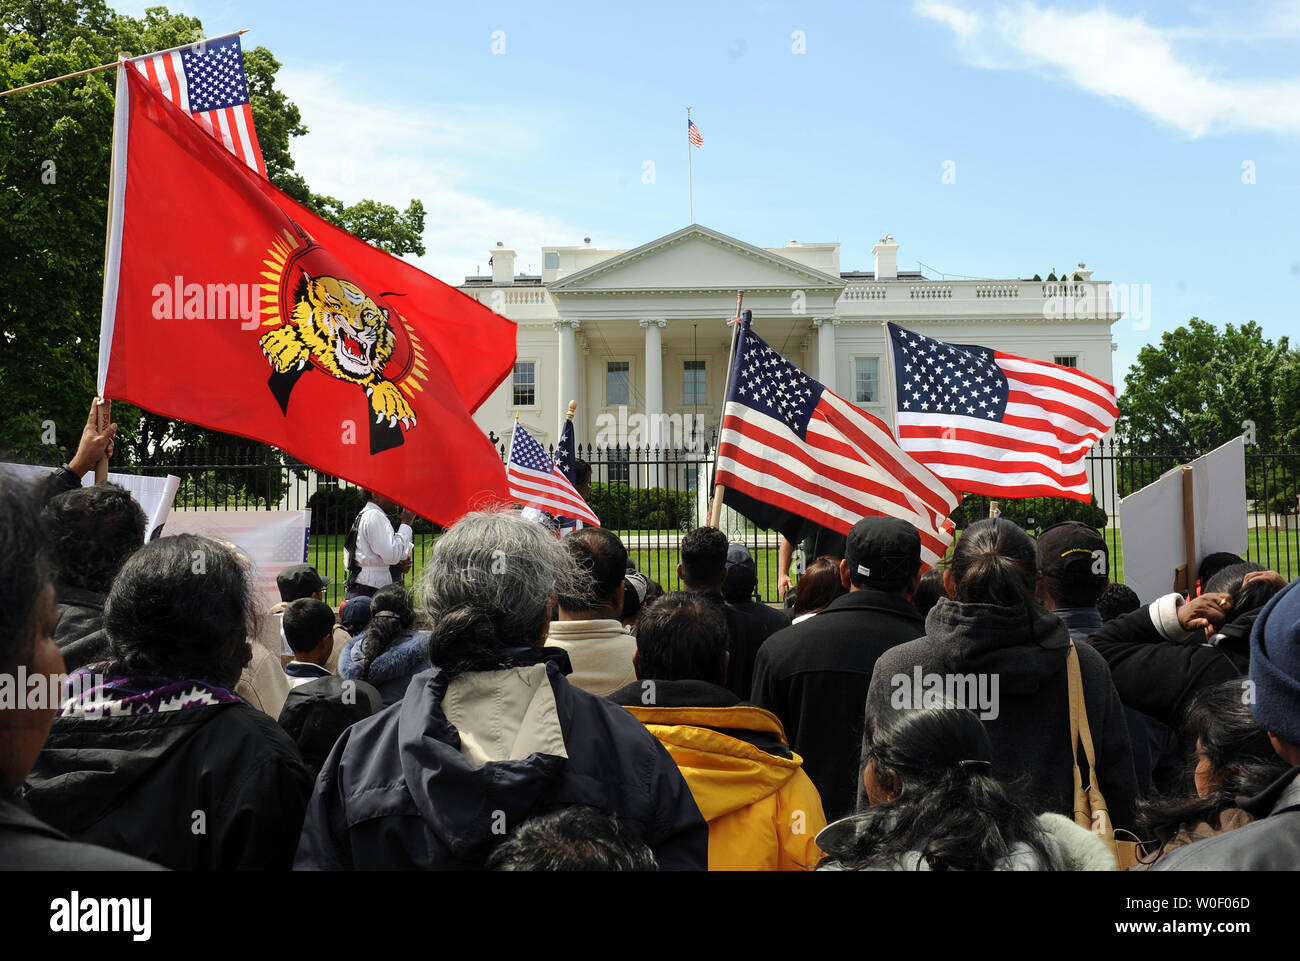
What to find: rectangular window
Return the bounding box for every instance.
[854,357,879,405]
[512,361,536,406]
[607,447,630,484]
[607,361,630,406]
[683,360,707,406]
[1054,355,1078,368]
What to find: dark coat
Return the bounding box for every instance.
[1154,766,1300,870]
[25,701,313,870]
[751,590,926,821]
[0,796,164,870]
[295,649,708,870]
[1088,604,1245,727]
[865,597,1139,830]
[51,585,111,674]
[338,629,432,706]
[693,591,770,703]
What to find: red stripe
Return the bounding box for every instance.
[898,423,1089,462]
[1001,410,1104,448]
[1004,366,1118,417]
[240,104,267,177]
[905,448,1088,489]
[141,56,161,87]
[507,473,591,513]
[1007,389,1111,436]
[996,350,1117,395]
[937,475,1094,503]
[159,55,183,108]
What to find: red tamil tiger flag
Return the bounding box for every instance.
[97,62,513,524]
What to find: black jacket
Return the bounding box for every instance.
[1154,766,1300,870]
[865,597,1139,830]
[751,590,925,821]
[51,585,111,674]
[25,701,313,870]
[295,648,708,870]
[0,796,164,871]
[694,591,770,703]
[1088,604,1246,727]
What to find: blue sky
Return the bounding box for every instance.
[116,0,1300,388]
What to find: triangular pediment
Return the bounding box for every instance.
[548,225,844,294]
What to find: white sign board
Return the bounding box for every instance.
[0,463,181,540]
[162,509,311,609]
[1119,436,1247,604]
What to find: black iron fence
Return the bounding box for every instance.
[51,439,1300,606]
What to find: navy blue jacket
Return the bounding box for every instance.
[294,649,708,870]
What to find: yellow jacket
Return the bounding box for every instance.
[622,703,827,870]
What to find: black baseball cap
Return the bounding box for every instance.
[846,517,921,587]
[277,563,332,601]
[1037,521,1108,579]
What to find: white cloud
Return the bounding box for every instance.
[274,68,594,284]
[915,1,1300,136]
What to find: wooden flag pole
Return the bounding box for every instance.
[566,399,577,421]
[708,294,746,528]
[1175,464,1198,595]
[93,398,109,483]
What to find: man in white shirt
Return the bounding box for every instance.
[344,490,415,600]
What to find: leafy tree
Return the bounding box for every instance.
[0,0,427,472]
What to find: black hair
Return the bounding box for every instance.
[1135,679,1289,854]
[1097,582,1140,622]
[633,591,729,685]
[644,578,664,604]
[948,518,1038,608]
[283,598,337,654]
[910,569,947,620]
[104,534,254,688]
[1040,560,1108,609]
[557,527,627,612]
[1203,562,1281,624]
[823,707,1064,871]
[1198,552,1245,591]
[40,483,146,595]
[0,473,51,674]
[357,583,415,681]
[679,527,728,590]
[484,805,658,871]
[574,459,592,487]
[721,556,757,604]
[793,556,847,617]
[620,576,645,623]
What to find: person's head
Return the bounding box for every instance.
[1247,576,1300,768]
[821,705,1062,871]
[357,583,415,681]
[945,518,1038,608]
[340,595,373,633]
[632,591,729,686]
[422,509,583,676]
[1097,582,1140,622]
[722,543,758,604]
[1204,562,1282,624]
[557,527,627,618]
[277,676,383,777]
[842,517,923,597]
[283,598,337,664]
[276,563,331,603]
[362,489,397,513]
[620,572,649,626]
[678,527,729,591]
[792,556,847,617]
[104,534,254,689]
[1035,521,1108,610]
[574,459,592,502]
[0,473,61,793]
[1198,552,1245,594]
[41,483,145,595]
[910,569,947,620]
[484,805,658,871]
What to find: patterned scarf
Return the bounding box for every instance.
[60,661,245,718]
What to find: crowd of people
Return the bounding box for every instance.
[2,411,1298,871]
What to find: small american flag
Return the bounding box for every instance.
[507,420,600,526]
[886,322,1118,501]
[688,118,703,147]
[716,317,958,568]
[553,418,584,534]
[128,33,266,177]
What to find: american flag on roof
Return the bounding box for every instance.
[127,32,266,177]
[507,419,600,526]
[688,118,703,147]
[715,315,959,569]
[886,322,1118,502]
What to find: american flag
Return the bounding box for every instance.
[886,323,1118,501]
[127,33,266,177]
[688,118,703,147]
[554,417,584,533]
[507,419,600,526]
[716,317,959,568]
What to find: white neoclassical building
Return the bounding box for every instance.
[461,225,1120,474]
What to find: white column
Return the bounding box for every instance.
[641,318,667,487]
[814,316,838,393]
[554,319,580,422]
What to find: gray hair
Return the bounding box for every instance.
[419,510,586,673]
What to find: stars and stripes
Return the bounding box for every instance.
[128,33,266,177]
[886,322,1118,501]
[688,118,703,147]
[507,419,600,526]
[553,418,585,533]
[715,318,959,568]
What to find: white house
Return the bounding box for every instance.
[461,224,1120,491]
